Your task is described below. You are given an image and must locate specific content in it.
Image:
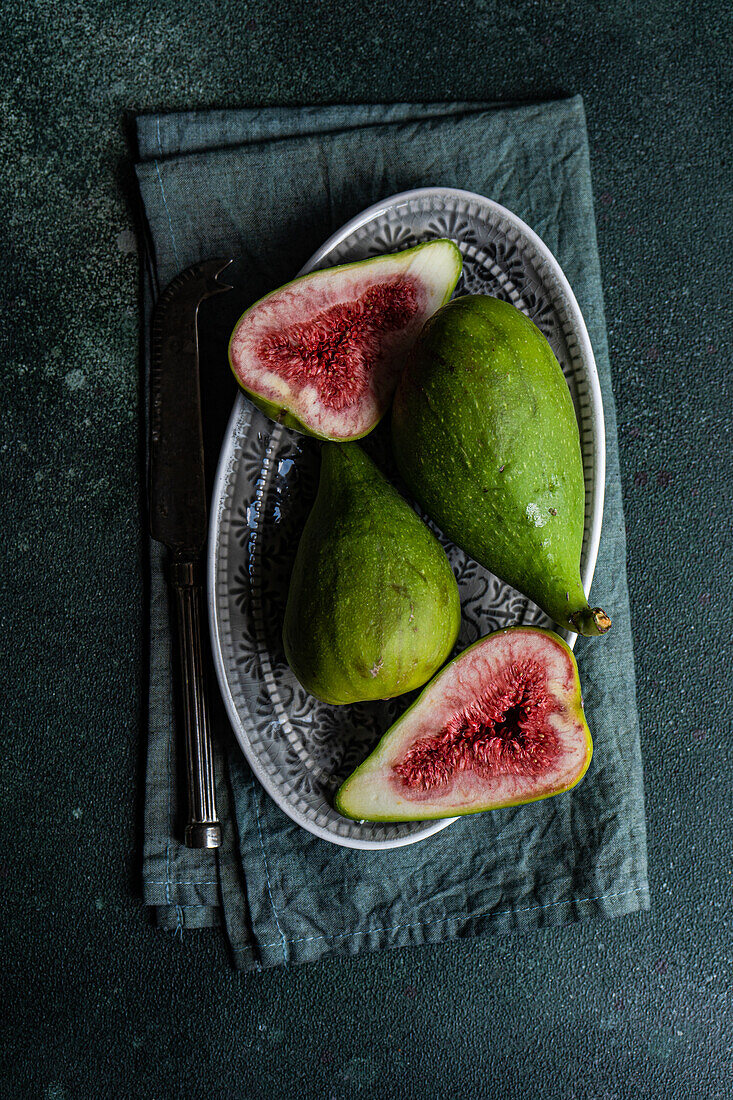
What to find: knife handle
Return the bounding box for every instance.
[170,555,222,849]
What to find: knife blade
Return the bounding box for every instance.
[149,258,233,849]
[150,258,233,551]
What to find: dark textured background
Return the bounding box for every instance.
[2,2,731,1097]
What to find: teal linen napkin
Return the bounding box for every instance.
[135,98,649,970]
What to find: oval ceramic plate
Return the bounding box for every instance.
[208,187,605,850]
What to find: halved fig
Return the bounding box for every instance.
[335,627,592,822]
[228,240,463,440]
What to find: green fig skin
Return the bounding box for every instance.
[247,393,334,441]
[391,296,610,637]
[282,444,461,705]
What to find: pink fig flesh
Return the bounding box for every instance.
[257,279,418,411]
[335,627,592,822]
[228,240,463,441]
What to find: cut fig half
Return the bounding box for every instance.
[335,627,593,822]
[228,240,463,440]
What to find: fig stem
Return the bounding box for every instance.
[569,607,612,636]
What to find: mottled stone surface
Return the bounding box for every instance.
[2,2,731,1097]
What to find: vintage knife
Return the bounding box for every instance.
[149,258,233,848]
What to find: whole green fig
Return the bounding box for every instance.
[283,443,461,704]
